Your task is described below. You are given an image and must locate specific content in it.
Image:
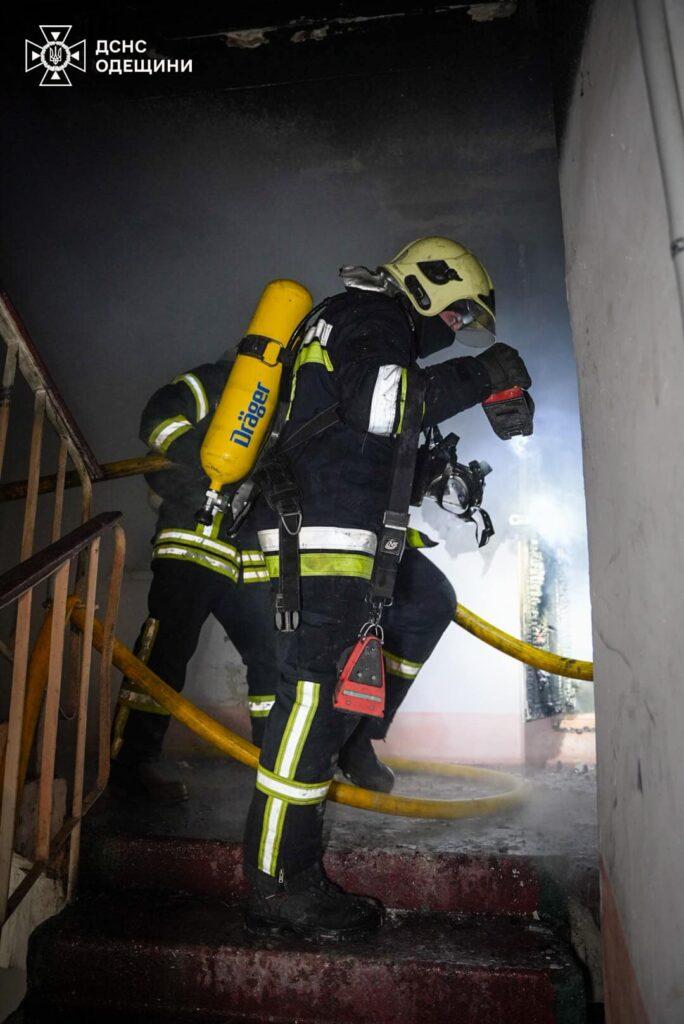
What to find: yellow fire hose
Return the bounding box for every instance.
[2,441,593,819]
[70,603,528,821]
[454,605,593,681]
[11,595,593,821]
[69,597,594,819]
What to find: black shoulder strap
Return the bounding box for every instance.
[253,404,341,631]
[279,404,340,454]
[369,367,425,607]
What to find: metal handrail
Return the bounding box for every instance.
[0,290,110,723]
[0,511,122,609]
[0,292,126,934]
[0,515,126,929]
[0,291,101,480]
[0,454,170,503]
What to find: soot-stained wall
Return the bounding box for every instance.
[0,8,587,741]
[560,0,684,1018]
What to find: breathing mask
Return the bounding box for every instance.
[412,427,494,547]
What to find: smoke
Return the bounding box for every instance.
[398,342,593,757]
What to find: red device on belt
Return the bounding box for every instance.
[482,386,534,440]
[333,629,386,718]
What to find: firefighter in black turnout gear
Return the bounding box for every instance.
[110,357,277,803]
[243,237,532,940]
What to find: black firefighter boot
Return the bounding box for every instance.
[110,705,188,805]
[108,759,189,805]
[245,862,384,942]
[338,730,395,793]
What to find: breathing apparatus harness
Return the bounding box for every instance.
[202,277,513,721]
[237,299,340,632]
[331,366,425,717]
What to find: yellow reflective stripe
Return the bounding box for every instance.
[173,372,209,422]
[259,795,286,878]
[153,545,239,580]
[256,768,331,805]
[241,547,268,582]
[294,340,333,373]
[148,416,192,452]
[264,552,374,580]
[275,680,319,778]
[286,336,334,420]
[384,649,423,679]
[115,618,162,715]
[395,367,408,435]
[196,509,225,541]
[406,527,437,549]
[258,680,321,876]
[241,549,267,564]
[249,695,276,716]
[156,529,239,563]
[242,568,270,583]
[137,617,159,663]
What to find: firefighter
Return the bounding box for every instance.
[109,356,277,804]
[243,237,532,940]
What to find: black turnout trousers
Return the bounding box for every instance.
[243,548,455,884]
[115,558,277,766]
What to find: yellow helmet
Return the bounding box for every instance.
[382,236,495,332]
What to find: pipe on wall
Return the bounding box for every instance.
[632,0,684,328]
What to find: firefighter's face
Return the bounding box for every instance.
[439,308,465,333]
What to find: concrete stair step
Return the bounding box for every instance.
[81,833,546,916]
[25,891,585,1024]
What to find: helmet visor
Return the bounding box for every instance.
[449,297,495,332]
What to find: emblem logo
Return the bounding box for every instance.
[230,381,270,449]
[25,26,86,87]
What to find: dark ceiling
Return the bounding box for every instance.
[3,2,592,142]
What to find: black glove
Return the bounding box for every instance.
[475,342,531,394]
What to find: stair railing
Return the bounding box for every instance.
[0,290,102,549]
[0,513,125,928]
[0,291,126,932]
[0,291,109,722]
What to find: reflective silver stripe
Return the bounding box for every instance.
[153,545,239,579]
[256,768,330,804]
[241,550,266,564]
[368,364,402,436]
[302,323,317,345]
[278,681,318,777]
[316,318,333,346]
[242,568,270,582]
[341,688,383,703]
[174,372,209,421]
[149,416,192,452]
[260,797,286,873]
[258,680,322,875]
[156,529,239,562]
[249,697,275,714]
[258,526,377,557]
[384,652,422,679]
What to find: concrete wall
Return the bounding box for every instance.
[559,1,684,1019]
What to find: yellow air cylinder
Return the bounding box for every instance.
[200,279,313,495]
